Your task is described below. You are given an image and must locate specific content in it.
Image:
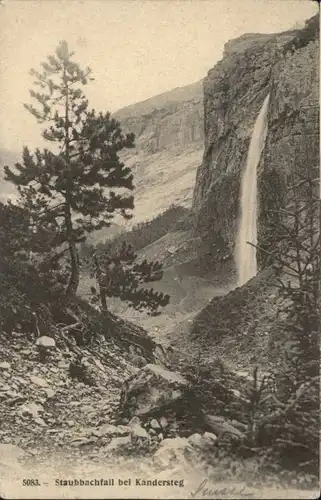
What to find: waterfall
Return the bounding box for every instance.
[236,94,270,287]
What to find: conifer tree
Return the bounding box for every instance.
[90,242,170,316]
[5,41,135,297]
[254,164,320,473]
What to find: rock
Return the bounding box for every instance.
[58,361,69,369]
[203,431,218,444]
[150,418,161,430]
[130,352,147,368]
[188,433,207,447]
[36,336,56,348]
[34,417,47,426]
[158,432,164,441]
[203,414,245,440]
[18,402,44,419]
[160,416,168,429]
[93,358,105,372]
[44,388,55,399]
[20,349,32,356]
[149,428,157,436]
[130,423,150,442]
[120,364,189,417]
[97,424,130,438]
[128,416,141,427]
[153,437,193,469]
[0,361,11,370]
[30,375,49,388]
[14,376,28,386]
[105,435,131,451]
[70,437,96,447]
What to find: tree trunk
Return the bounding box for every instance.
[66,240,80,297]
[93,252,108,312]
[65,206,80,297]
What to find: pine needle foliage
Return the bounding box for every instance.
[4,41,135,296]
[89,242,170,316]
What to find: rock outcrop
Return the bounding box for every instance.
[119,364,190,418]
[192,15,319,255]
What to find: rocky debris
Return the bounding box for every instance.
[0,331,140,454]
[119,363,190,418]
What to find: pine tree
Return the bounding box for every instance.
[89,242,170,316]
[254,164,320,474]
[5,41,135,297]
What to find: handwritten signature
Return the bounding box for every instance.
[190,478,255,498]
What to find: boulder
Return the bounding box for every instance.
[18,402,44,419]
[36,336,56,348]
[128,416,141,427]
[105,435,131,452]
[160,416,169,429]
[0,362,11,370]
[188,433,207,447]
[203,414,245,440]
[30,375,49,388]
[119,364,189,417]
[153,437,194,469]
[203,431,218,444]
[130,423,150,443]
[43,388,56,399]
[150,418,161,430]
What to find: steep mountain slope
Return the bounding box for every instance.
[192,16,319,256]
[113,80,204,224]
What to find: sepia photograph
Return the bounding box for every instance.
[0,0,319,498]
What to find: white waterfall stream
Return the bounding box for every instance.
[236,94,270,287]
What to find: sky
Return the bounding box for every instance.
[0,0,318,153]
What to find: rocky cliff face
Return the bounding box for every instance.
[192,16,319,255]
[114,81,204,222]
